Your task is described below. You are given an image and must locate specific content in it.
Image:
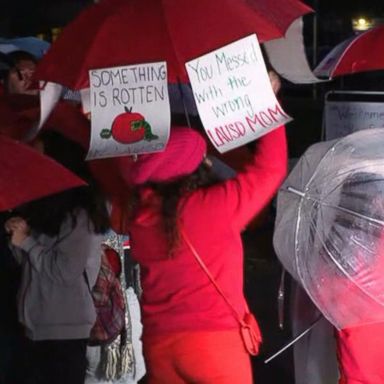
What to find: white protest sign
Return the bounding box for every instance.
[87,62,170,160]
[186,34,291,153]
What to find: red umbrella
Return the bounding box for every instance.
[0,97,131,203]
[35,0,312,90]
[0,94,40,140]
[0,134,86,211]
[314,25,384,79]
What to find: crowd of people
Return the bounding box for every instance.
[1,38,384,384]
[0,50,145,384]
[0,47,287,384]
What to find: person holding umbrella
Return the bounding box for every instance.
[274,129,384,384]
[111,72,286,383]
[4,131,110,384]
[0,132,88,384]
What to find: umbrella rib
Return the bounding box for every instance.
[288,185,384,226]
[292,188,384,325]
[292,183,350,327]
[286,186,305,197]
[325,204,384,226]
[292,196,341,327]
[314,213,384,309]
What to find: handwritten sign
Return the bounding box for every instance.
[186,35,291,153]
[87,62,170,160]
[325,101,384,140]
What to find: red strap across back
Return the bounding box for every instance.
[180,226,249,326]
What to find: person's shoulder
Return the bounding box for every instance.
[60,208,92,235]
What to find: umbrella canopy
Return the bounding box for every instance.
[274,128,384,329]
[314,25,384,79]
[0,43,19,55]
[0,94,40,140]
[0,96,131,202]
[0,134,86,211]
[0,37,50,59]
[35,0,312,90]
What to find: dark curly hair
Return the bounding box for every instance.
[15,131,110,236]
[128,159,219,255]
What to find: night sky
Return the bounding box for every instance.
[0,0,383,39]
[0,0,92,36]
[307,0,383,15]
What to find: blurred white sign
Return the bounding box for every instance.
[87,62,170,160]
[38,81,62,130]
[186,34,291,153]
[325,100,384,140]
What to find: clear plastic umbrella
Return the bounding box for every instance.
[274,128,384,329]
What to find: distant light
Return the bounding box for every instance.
[358,18,367,27]
[352,17,373,32]
[51,27,62,42]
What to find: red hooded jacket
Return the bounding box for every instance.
[124,126,287,339]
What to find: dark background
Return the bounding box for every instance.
[0,0,92,36]
[0,0,383,45]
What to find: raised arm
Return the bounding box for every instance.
[193,125,287,231]
[10,210,103,284]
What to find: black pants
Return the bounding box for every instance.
[24,338,88,384]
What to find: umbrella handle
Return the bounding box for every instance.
[177,79,191,128]
[277,270,286,330]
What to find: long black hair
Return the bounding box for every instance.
[128,159,219,254]
[16,131,110,236]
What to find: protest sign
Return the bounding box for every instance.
[87,62,170,159]
[325,101,384,140]
[186,34,291,153]
[324,91,384,140]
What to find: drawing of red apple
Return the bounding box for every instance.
[100,106,158,144]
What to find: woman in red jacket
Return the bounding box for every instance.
[115,75,287,384]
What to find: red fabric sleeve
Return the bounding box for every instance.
[193,126,287,231]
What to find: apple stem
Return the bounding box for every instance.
[124,106,132,113]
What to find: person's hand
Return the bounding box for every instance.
[268,70,281,95]
[4,217,30,247]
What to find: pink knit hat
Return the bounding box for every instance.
[117,126,207,185]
